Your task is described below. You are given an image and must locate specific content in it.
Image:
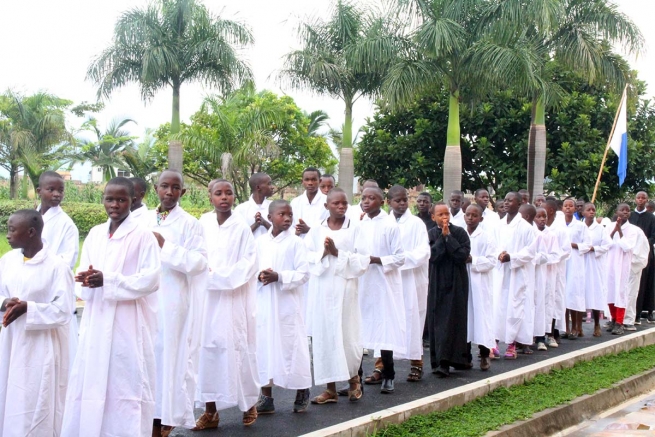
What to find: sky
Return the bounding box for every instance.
[0,0,652,181]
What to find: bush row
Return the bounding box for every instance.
[0,201,212,235]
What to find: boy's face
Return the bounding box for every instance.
[534,209,547,230]
[302,171,320,195]
[431,204,450,227]
[504,194,520,215]
[563,200,575,217]
[474,190,489,208]
[449,194,462,211]
[464,205,482,228]
[416,195,431,213]
[534,195,545,207]
[361,188,382,214]
[319,177,335,195]
[617,205,631,222]
[583,204,596,220]
[257,175,274,198]
[520,192,530,204]
[211,181,235,213]
[37,176,64,208]
[156,172,186,211]
[325,192,348,219]
[647,204,655,214]
[6,215,34,249]
[103,184,133,222]
[496,201,506,213]
[268,205,293,231]
[388,191,408,216]
[575,200,584,214]
[636,192,648,209]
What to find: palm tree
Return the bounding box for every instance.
[484,0,642,198]
[306,110,330,137]
[73,118,136,182]
[279,0,398,198]
[361,0,542,196]
[0,90,72,197]
[122,128,160,180]
[87,0,253,171]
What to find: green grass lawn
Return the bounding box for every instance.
[0,235,83,269]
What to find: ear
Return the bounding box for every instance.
[480,216,484,222]
[268,213,272,222]
[36,187,42,195]
[154,184,158,192]
[28,227,37,238]
[180,188,187,197]
[324,202,328,209]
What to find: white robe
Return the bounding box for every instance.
[305,218,369,385]
[532,228,561,337]
[625,229,650,325]
[481,208,500,231]
[256,228,311,389]
[493,213,536,345]
[390,211,429,360]
[346,203,365,223]
[196,213,260,412]
[62,214,161,437]
[466,227,497,350]
[564,220,592,312]
[38,205,80,370]
[130,203,150,225]
[548,222,572,331]
[146,206,207,427]
[234,195,272,239]
[356,210,406,353]
[0,247,73,437]
[606,222,640,308]
[450,209,466,229]
[581,221,612,311]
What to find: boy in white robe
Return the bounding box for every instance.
[580,203,612,336]
[346,179,379,223]
[234,172,274,239]
[129,177,150,224]
[624,225,650,331]
[194,180,260,430]
[62,177,161,437]
[474,189,500,231]
[0,209,73,437]
[319,174,335,196]
[256,200,312,414]
[36,171,80,370]
[493,193,536,359]
[449,190,466,228]
[562,198,592,339]
[147,170,207,437]
[464,204,497,370]
[359,187,405,393]
[305,188,369,404]
[606,204,641,335]
[386,185,429,381]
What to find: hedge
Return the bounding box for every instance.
[0,200,212,235]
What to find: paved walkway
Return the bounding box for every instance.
[166,322,653,437]
[561,388,655,436]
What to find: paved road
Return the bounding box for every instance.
[165,322,654,437]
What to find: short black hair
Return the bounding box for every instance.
[418,191,433,202]
[130,177,149,193]
[158,170,184,187]
[362,186,384,200]
[302,167,321,179]
[269,199,290,214]
[106,177,135,197]
[450,190,464,197]
[248,172,270,191]
[474,188,489,197]
[11,209,44,235]
[321,174,336,182]
[387,185,407,199]
[327,187,347,201]
[466,203,484,214]
[544,199,559,211]
[38,171,63,186]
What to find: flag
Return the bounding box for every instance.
[609,89,628,186]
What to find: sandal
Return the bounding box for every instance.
[161,426,175,437]
[192,411,219,431]
[593,326,602,337]
[407,366,423,382]
[504,344,517,360]
[568,329,578,340]
[311,390,338,404]
[364,369,383,385]
[242,406,257,426]
[522,346,533,355]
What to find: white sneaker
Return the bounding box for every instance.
[363,349,369,355]
[624,324,637,331]
[547,336,559,348]
[537,342,547,351]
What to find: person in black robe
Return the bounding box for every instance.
[629,191,655,322]
[418,192,436,347]
[427,204,471,377]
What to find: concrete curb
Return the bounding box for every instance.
[487,367,655,437]
[300,327,655,437]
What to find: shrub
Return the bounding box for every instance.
[0,200,106,235]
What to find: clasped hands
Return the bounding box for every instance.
[75,265,104,288]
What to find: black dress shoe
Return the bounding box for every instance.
[433,365,450,378]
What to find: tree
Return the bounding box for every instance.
[122,128,161,181]
[72,118,136,182]
[87,0,253,171]
[0,90,72,197]
[485,0,643,199]
[359,0,541,197]
[279,0,397,199]
[154,86,337,201]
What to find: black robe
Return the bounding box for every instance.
[629,211,655,313]
[427,224,471,369]
[418,213,437,232]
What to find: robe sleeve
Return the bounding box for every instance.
[532,237,549,266]
[160,221,207,276]
[335,226,371,279]
[546,236,563,265]
[380,224,405,273]
[470,234,496,274]
[278,239,310,291]
[434,227,470,264]
[25,263,74,330]
[617,227,639,252]
[59,222,80,270]
[593,228,613,258]
[400,222,430,271]
[305,227,329,277]
[207,229,257,291]
[557,229,572,262]
[102,232,161,301]
[576,225,594,255]
[75,234,94,301]
[509,228,535,269]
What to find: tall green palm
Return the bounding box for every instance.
[87,0,253,171]
[279,0,398,198]
[122,128,160,180]
[0,90,72,197]
[362,0,542,196]
[485,0,642,198]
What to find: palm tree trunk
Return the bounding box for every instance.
[443,91,462,197]
[168,80,183,171]
[338,99,354,200]
[527,97,547,200]
[9,162,18,199]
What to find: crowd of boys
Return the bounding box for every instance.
[0,168,653,437]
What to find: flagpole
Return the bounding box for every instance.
[591,86,627,204]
